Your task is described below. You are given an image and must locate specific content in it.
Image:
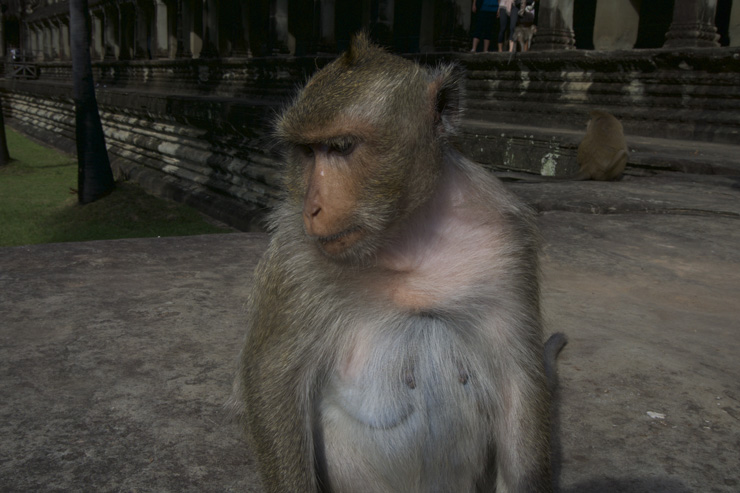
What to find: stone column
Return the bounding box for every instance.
[41,22,50,60]
[730,0,740,47]
[0,10,5,59]
[104,6,120,60]
[317,0,335,52]
[60,19,70,60]
[663,0,720,47]
[530,0,576,50]
[371,0,394,47]
[176,0,194,58]
[134,0,153,59]
[271,0,291,54]
[154,0,170,57]
[49,20,60,60]
[418,0,435,52]
[29,25,38,60]
[215,1,249,56]
[167,0,178,57]
[120,3,135,59]
[200,0,219,57]
[592,0,640,50]
[234,2,251,56]
[91,11,104,60]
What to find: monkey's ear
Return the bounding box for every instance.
[347,30,374,64]
[428,63,463,137]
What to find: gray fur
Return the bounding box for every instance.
[233,34,558,493]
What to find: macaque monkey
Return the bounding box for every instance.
[513,25,537,52]
[575,109,629,181]
[233,34,559,492]
[498,110,629,182]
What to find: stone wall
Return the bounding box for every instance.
[2,47,739,229]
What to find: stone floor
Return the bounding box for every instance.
[1,171,739,492]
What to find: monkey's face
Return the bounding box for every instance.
[281,118,436,263]
[276,41,444,264]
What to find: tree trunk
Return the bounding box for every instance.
[70,0,115,204]
[0,104,11,166]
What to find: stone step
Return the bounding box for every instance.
[460,118,740,177]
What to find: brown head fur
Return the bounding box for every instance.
[275,33,462,262]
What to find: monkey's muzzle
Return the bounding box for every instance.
[314,226,365,256]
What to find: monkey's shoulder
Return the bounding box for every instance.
[378,169,535,313]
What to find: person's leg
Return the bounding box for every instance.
[471,37,480,52]
[509,11,518,52]
[484,39,491,52]
[498,8,508,51]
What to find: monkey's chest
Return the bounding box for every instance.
[318,317,491,492]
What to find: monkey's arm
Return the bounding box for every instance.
[493,349,554,493]
[240,254,321,493]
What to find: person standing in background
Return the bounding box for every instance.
[497,0,518,52]
[470,0,499,53]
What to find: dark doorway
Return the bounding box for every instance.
[573,0,596,50]
[393,0,423,53]
[634,0,674,48]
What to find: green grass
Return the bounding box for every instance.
[0,126,232,247]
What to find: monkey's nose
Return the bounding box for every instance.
[303,203,323,236]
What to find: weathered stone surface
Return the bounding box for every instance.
[2,49,738,229]
[0,174,738,492]
[0,234,268,491]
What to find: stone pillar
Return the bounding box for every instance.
[271,0,291,54]
[190,0,203,57]
[134,0,153,59]
[231,2,251,56]
[0,10,5,59]
[154,0,170,57]
[663,0,720,47]
[433,0,471,52]
[29,25,38,60]
[176,0,194,57]
[200,0,219,57]
[167,0,178,57]
[530,0,576,50]
[219,1,249,56]
[418,0,435,52]
[49,20,60,60]
[317,0,336,52]
[42,23,51,60]
[371,0,394,47]
[60,19,70,60]
[104,6,120,60]
[120,3,136,59]
[592,0,640,50]
[730,0,740,47]
[91,11,104,60]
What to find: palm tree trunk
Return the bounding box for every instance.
[0,105,11,166]
[70,0,114,204]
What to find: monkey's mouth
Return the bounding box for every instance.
[315,226,365,255]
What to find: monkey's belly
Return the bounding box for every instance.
[318,319,490,492]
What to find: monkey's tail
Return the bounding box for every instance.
[544,332,568,393]
[544,332,567,491]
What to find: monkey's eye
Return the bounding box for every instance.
[329,139,355,156]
